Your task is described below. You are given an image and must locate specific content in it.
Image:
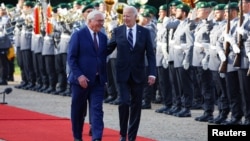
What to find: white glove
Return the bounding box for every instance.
[236,26,245,36]
[207,10,214,21]
[160,43,168,58]
[232,44,240,54]
[247,52,250,61]
[223,33,233,43]
[162,57,169,69]
[201,58,208,70]
[219,73,225,78]
[189,8,197,20]
[182,60,190,70]
[218,50,226,62]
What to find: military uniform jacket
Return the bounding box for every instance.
[173,18,194,68]
[207,20,227,71]
[31,32,44,54]
[236,13,250,69]
[217,18,239,72]
[42,35,56,55]
[192,20,214,67]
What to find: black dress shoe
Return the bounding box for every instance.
[60,89,71,96]
[52,88,66,95]
[195,112,213,122]
[109,98,120,105]
[243,119,250,125]
[174,108,191,117]
[42,87,56,94]
[155,106,171,113]
[38,85,49,92]
[23,83,36,90]
[120,136,126,141]
[221,118,242,125]
[165,106,181,115]
[208,115,220,124]
[15,81,28,89]
[103,95,116,103]
[141,103,151,109]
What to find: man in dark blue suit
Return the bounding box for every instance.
[107,6,156,141]
[67,10,107,141]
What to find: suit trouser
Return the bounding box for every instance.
[55,53,67,90]
[225,71,243,119]
[44,55,57,89]
[21,49,36,84]
[176,67,194,108]
[117,76,143,141]
[32,51,42,85]
[157,66,172,107]
[211,71,229,111]
[36,53,49,86]
[70,76,104,140]
[195,67,215,113]
[238,69,250,120]
[16,47,27,83]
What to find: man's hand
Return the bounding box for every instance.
[182,59,190,70]
[78,75,89,88]
[218,50,226,62]
[148,76,156,86]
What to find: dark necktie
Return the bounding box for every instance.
[128,28,133,50]
[93,32,98,51]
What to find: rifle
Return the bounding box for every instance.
[219,1,231,73]
[233,0,243,67]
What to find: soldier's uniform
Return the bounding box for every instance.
[216,2,243,125]
[188,1,216,122]
[234,0,250,125]
[206,4,230,124]
[171,4,194,117]
[19,1,36,89]
[154,4,176,113]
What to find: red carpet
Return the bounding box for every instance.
[0,105,156,141]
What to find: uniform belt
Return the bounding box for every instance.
[210,45,217,50]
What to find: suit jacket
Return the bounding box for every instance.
[67,26,108,86]
[107,24,156,83]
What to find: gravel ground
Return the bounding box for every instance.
[0,76,213,141]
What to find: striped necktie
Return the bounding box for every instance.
[128,28,133,50]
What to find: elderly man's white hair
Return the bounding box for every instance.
[123,5,138,16]
[87,10,105,21]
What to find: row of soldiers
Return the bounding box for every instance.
[143,0,250,126]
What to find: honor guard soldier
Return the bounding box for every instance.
[41,3,57,94]
[154,4,173,113]
[223,0,250,125]
[19,1,36,90]
[161,0,183,116]
[216,2,243,125]
[204,4,230,124]
[53,3,73,95]
[171,3,195,117]
[188,1,215,122]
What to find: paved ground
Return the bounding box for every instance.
[0,75,213,141]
